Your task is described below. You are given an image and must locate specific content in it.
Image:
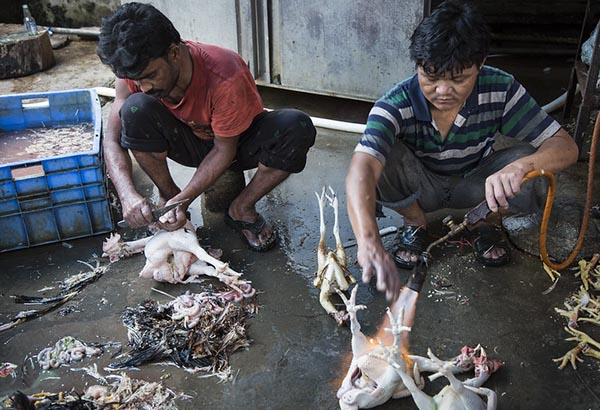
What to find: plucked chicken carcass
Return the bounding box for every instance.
[372,345,501,410]
[336,285,499,410]
[102,220,254,299]
[336,285,416,410]
[314,186,356,325]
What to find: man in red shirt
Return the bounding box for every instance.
[98,2,316,252]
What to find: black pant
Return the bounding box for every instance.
[119,93,316,174]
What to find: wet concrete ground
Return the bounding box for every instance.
[1,35,600,410]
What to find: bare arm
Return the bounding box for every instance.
[485,128,579,212]
[159,134,238,230]
[104,79,155,227]
[346,152,402,301]
[104,76,241,230]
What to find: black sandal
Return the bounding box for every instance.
[391,225,427,269]
[224,212,278,252]
[469,224,510,267]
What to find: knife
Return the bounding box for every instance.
[117,198,190,228]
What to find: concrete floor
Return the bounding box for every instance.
[1,35,600,410]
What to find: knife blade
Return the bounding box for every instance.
[117,198,190,228]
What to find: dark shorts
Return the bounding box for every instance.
[376,140,548,214]
[119,93,316,174]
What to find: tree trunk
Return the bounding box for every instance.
[0,29,55,79]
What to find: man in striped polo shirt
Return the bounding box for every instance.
[346,0,578,301]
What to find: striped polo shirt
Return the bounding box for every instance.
[355,65,561,175]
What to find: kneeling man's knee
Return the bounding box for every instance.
[119,93,162,121]
[288,110,317,149]
[272,110,316,173]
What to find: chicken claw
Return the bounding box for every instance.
[555,302,582,328]
[383,307,411,339]
[564,326,600,350]
[576,254,600,290]
[553,343,585,370]
[336,285,366,320]
[554,327,600,370]
[583,345,600,360]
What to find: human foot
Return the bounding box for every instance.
[469,223,510,266]
[391,225,427,269]
[225,210,277,252]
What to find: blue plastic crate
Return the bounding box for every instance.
[0,89,114,252]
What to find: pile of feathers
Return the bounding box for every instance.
[110,285,258,380]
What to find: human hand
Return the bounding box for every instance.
[157,198,190,231]
[356,241,402,301]
[121,192,154,228]
[484,162,531,212]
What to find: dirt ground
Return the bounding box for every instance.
[1,30,600,410]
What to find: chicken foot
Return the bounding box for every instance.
[554,326,600,369]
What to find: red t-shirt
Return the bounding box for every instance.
[125,41,264,139]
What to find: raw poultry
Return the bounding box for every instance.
[314,186,356,325]
[336,285,501,410]
[102,220,255,299]
[372,345,500,410]
[336,286,416,409]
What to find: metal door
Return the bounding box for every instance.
[268,0,423,100]
[126,0,423,100]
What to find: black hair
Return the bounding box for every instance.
[409,0,490,76]
[97,2,181,79]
